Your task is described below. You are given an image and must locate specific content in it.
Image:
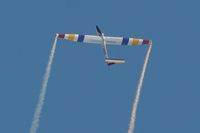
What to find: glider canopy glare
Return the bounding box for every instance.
[56,26,152,65]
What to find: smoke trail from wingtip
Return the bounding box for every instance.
[128,44,152,133]
[30,36,58,133]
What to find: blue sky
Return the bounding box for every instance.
[0,0,200,133]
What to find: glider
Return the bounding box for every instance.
[56,25,152,65]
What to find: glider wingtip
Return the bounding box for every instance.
[55,33,59,38]
[150,40,153,45]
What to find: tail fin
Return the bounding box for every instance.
[96,25,103,36]
[105,58,125,66]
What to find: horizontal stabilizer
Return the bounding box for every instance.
[105,58,125,65]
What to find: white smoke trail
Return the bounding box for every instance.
[128,44,152,133]
[30,36,58,133]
